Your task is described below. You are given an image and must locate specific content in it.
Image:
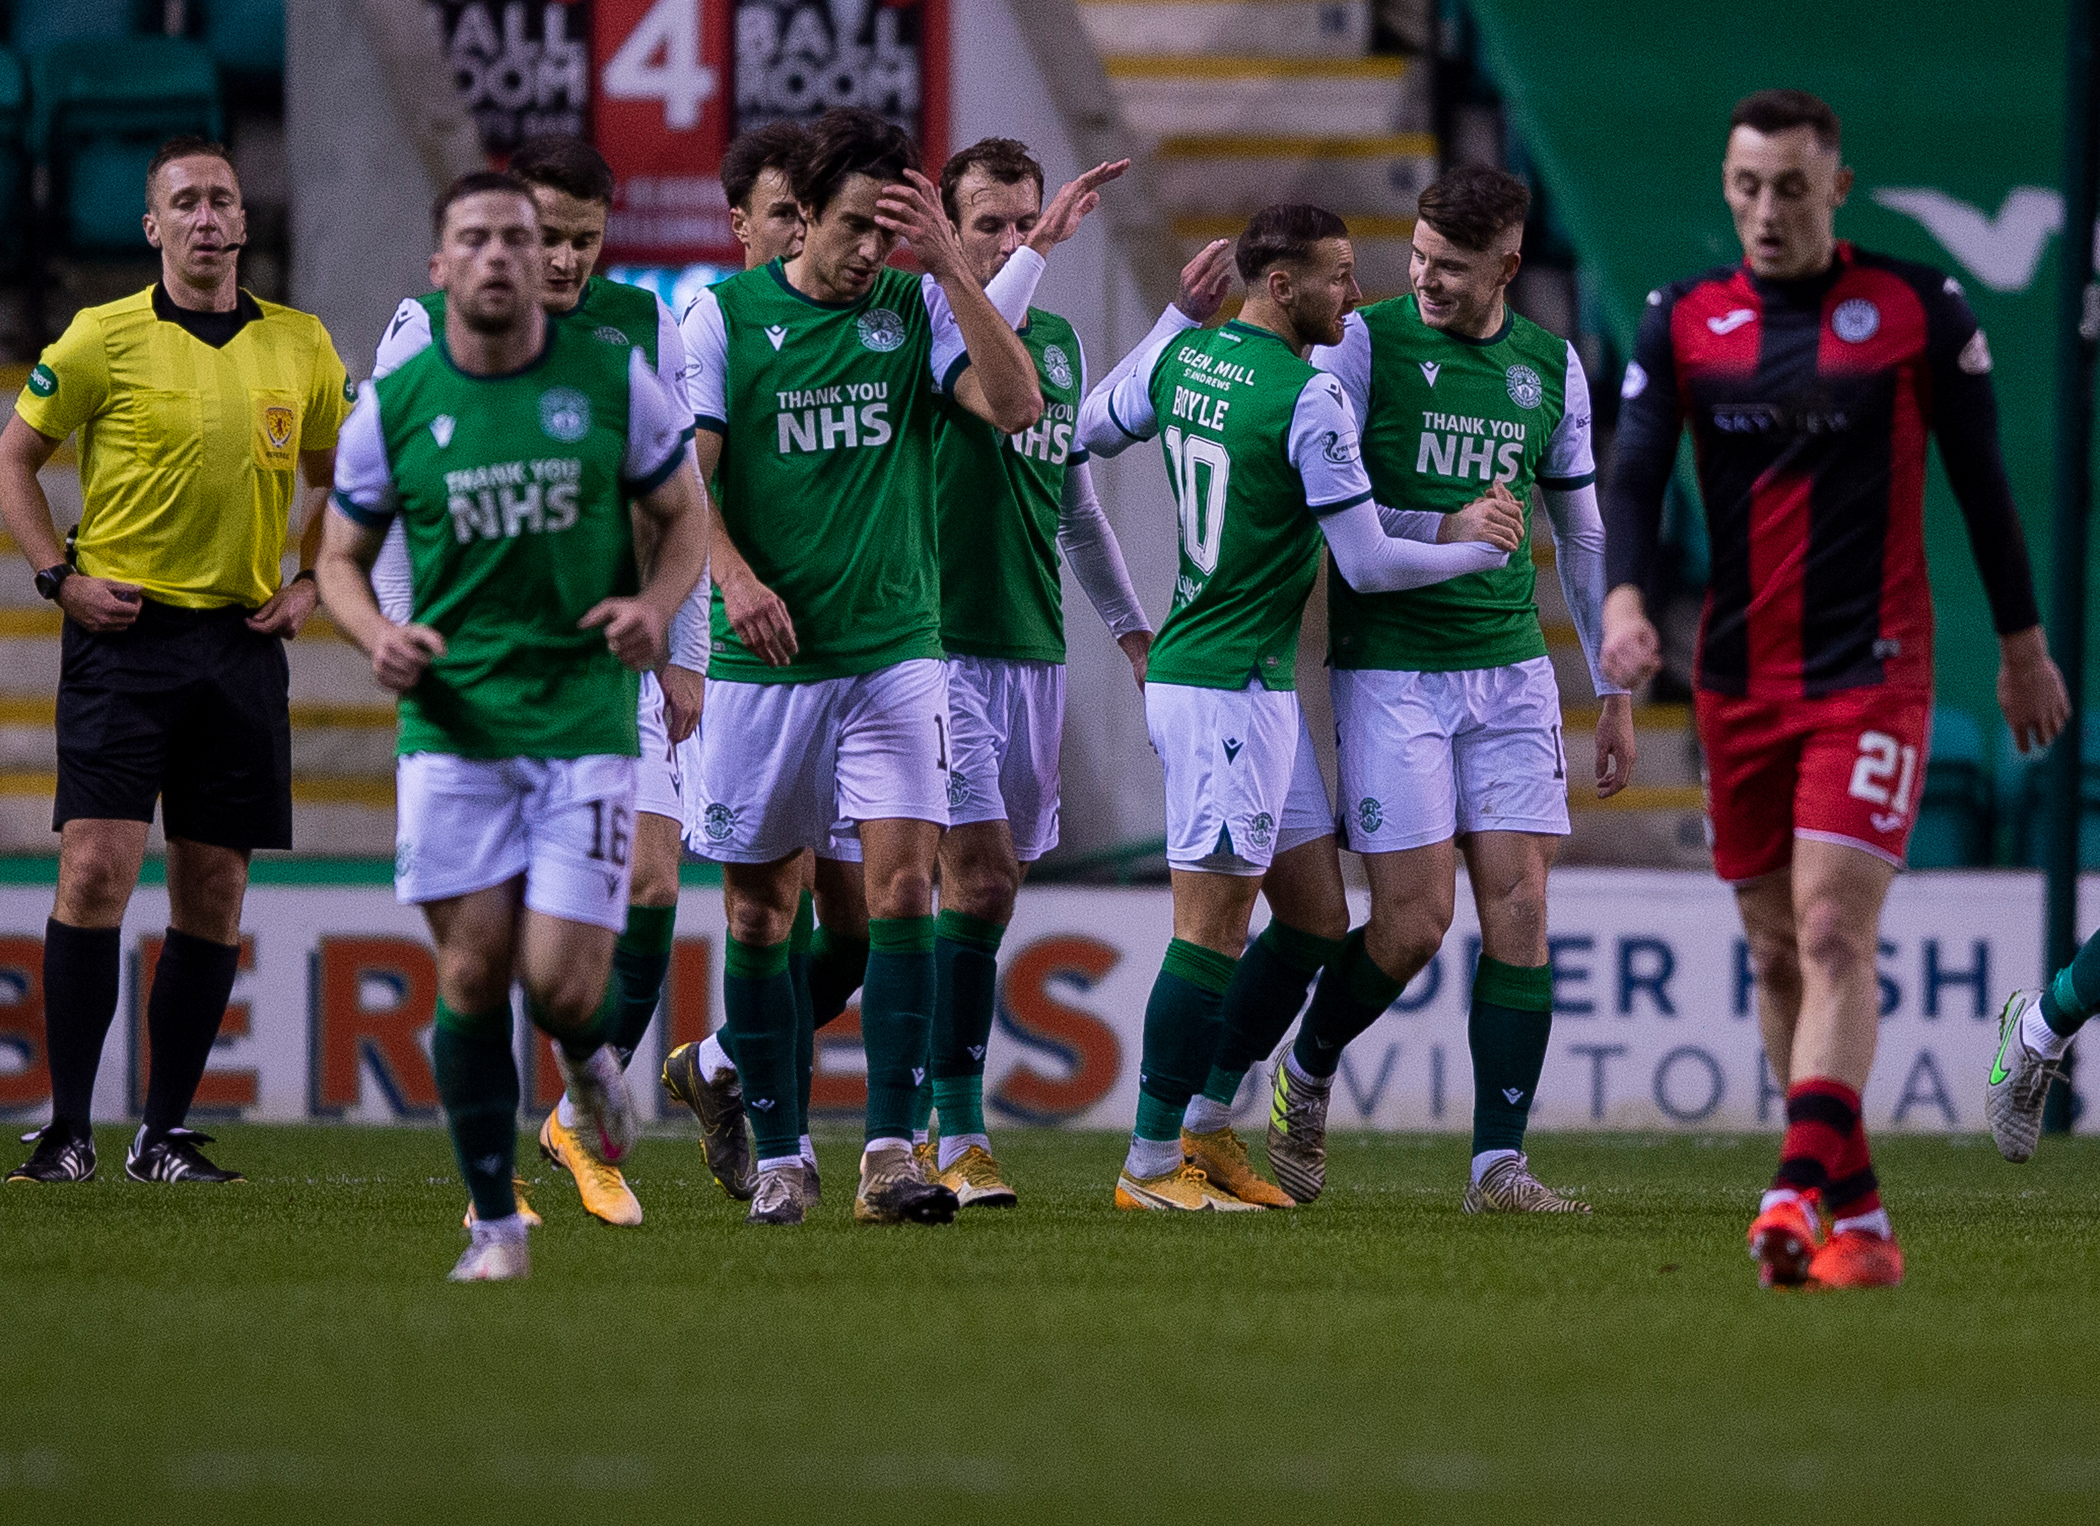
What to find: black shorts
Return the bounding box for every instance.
[54,599,293,851]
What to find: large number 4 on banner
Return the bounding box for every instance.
[602,0,717,130]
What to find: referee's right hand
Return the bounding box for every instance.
[369,622,446,694]
[56,575,142,633]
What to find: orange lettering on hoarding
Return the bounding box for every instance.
[992,936,1122,1124]
[311,936,440,1116]
[131,934,258,1114]
[0,935,46,1109]
[810,1005,866,1117]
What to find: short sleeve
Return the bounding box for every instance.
[302,321,354,450]
[1538,341,1595,488]
[15,307,110,442]
[1309,312,1373,429]
[652,294,693,428]
[678,286,728,433]
[623,348,689,492]
[923,278,970,395]
[329,382,395,528]
[372,297,433,379]
[1288,373,1374,514]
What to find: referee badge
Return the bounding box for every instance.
[252,392,299,468]
[264,406,295,451]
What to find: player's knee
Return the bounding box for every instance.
[1744,931,1801,998]
[56,845,140,926]
[944,862,1019,925]
[525,969,600,1034]
[867,865,934,921]
[1367,902,1448,975]
[439,948,511,1014]
[1796,894,1874,980]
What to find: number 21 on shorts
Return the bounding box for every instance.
[1848,730,1918,831]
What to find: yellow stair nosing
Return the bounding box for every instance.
[1104,55,1407,79]
[1156,132,1438,160]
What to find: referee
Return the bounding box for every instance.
[0,137,352,1184]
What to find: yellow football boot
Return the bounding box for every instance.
[938,1144,1018,1208]
[1182,1126,1294,1208]
[1114,1161,1263,1211]
[539,1108,643,1227]
[912,1139,939,1185]
[462,1178,542,1230]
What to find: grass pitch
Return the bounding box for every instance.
[4,1126,2099,1522]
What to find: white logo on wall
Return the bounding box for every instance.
[1042,343,1073,389]
[1871,185,2079,292]
[539,388,592,443]
[1505,364,1543,409]
[1832,299,1881,343]
[856,308,906,353]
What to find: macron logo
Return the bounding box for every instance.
[430,415,455,448]
[766,324,789,351]
[1419,361,1441,386]
[1222,737,1243,763]
[1706,309,1755,335]
[1502,1087,1525,1104]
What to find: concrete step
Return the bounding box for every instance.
[1173,211,1414,291]
[1079,0,1372,58]
[1154,132,1437,218]
[1104,54,1427,140]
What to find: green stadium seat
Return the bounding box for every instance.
[2004,714,2100,869]
[0,48,24,269]
[28,36,221,256]
[196,0,283,78]
[8,1,159,54]
[1910,708,1990,867]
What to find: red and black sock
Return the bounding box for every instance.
[1773,1078,1860,1200]
[1827,1113,1883,1225]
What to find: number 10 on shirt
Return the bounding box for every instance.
[1164,425,1229,576]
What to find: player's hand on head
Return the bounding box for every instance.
[246,574,320,637]
[876,169,966,280]
[1600,586,1662,691]
[1176,240,1234,325]
[55,575,142,633]
[1595,693,1637,799]
[1027,160,1130,255]
[1441,492,1525,552]
[371,623,444,694]
[1998,627,2071,755]
[580,597,668,674]
[660,663,704,742]
[720,572,798,667]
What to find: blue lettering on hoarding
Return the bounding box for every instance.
[1567,1043,1627,1119]
[1893,1049,1958,1125]
[1549,935,1595,1015]
[1923,939,1991,1019]
[1340,1044,1400,1118]
[1617,937,1676,1016]
[1653,1045,1724,1121]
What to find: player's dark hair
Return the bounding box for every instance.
[939,137,1044,227]
[721,121,808,213]
[790,107,919,220]
[145,135,237,208]
[1415,167,1531,253]
[432,170,534,243]
[1730,88,1842,151]
[1235,203,1350,283]
[508,134,616,206]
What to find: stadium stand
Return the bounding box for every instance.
[1910,708,1993,868]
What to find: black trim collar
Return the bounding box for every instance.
[152,284,263,348]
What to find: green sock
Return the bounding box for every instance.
[1134,939,1237,1137]
[911,1079,935,1135]
[788,893,816,1135]
[862,916,936,1144]
[808,923,870,1028]
[433,998,520,1222]
[2041,928,2100,1037]
[1292,928,1410,1080]
[1469,957,1554,1155]
[608,902,677,1066]
[933,909,1005,1119]
[1203,921,1341,1105]
[724,935,800,1160]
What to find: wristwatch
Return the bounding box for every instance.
[33,563,71,602]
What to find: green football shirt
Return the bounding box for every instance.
[379,274,680,384]
[1091,318,1376,691]
[934,306,1086,663]
[332,318,690,758]
[1313,296,1594,671]
[681,260,973,684]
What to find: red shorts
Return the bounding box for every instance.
[1694,685,1932,883]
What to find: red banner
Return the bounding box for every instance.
[591,0,949,265]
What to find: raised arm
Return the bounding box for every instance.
[1077,240,1235,459]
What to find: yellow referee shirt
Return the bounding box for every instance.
[16,286,353,610]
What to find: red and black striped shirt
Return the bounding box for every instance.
[1603,241,2039,699]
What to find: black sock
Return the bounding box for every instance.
[42,919,121,1137]
[140,929,242,1133]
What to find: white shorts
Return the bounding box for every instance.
[944,655,1064,861]
[689,659,950,863]
[635,671,682,824]
[1147,681,1332,876]
[395,752,638,931]
[1333,657,1570,853]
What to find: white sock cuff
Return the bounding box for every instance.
[697,1032,733,1083]
[938,1132,990,1170]
[756,1154,803,1175]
